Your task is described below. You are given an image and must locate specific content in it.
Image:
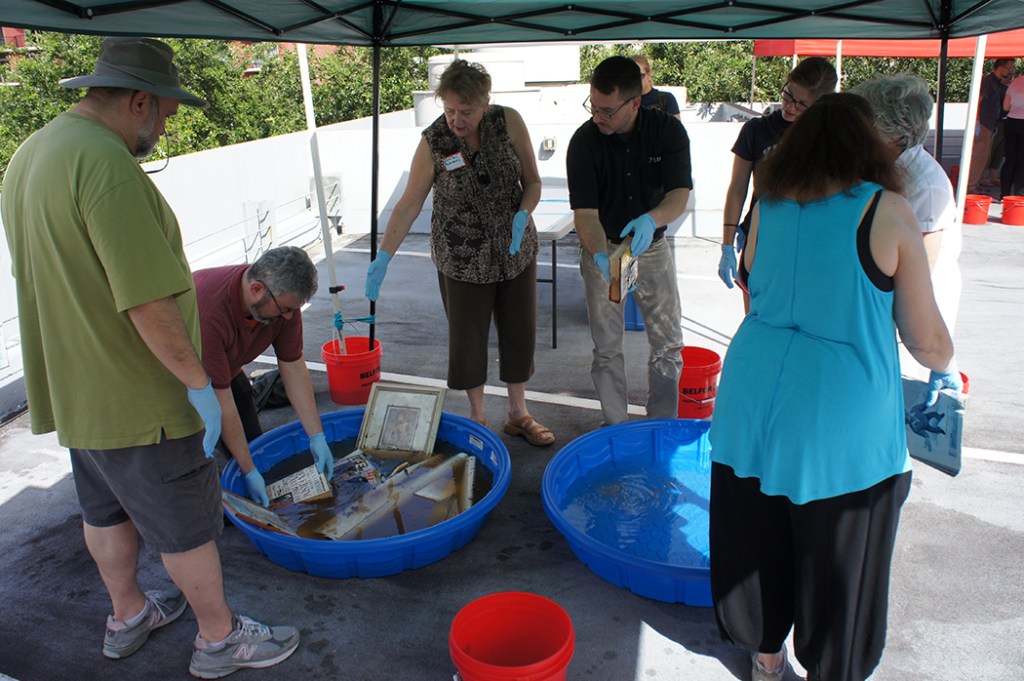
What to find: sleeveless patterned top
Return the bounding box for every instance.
[422,105,538,284]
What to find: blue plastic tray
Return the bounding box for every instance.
[221,410,511,579]
[542,419,712,606]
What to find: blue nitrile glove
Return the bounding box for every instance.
[735,228,746,253]
[619,214,656,257]
[365,250,393,302]
[718,244,737,288]
[593,252,611,284]
[244,469,270,507]
[309,432,334,477]
[510,209,529,255]
[187,381,222,458]
[925,361,964,408]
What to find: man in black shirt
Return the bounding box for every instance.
[566,56,693,425]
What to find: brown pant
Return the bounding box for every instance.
[436,263,536,390]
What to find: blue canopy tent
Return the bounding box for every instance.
[3,0,1023,341]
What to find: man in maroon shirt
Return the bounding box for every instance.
[194,246,332,505]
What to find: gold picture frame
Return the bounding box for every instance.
[357,382,447,455]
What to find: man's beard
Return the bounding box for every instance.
[134,103,161,160]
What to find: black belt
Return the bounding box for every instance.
[608,227,666,246]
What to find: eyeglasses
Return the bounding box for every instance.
[470,152,491,186]
[583,95,635,120]
[257,280,294,318]
[781,87,809,112]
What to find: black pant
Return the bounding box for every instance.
[710,463,911,681]
[1001,117,1024,197]
[217,372,264,458]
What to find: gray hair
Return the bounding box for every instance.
[851,74,934,150]
[246,246,318,302]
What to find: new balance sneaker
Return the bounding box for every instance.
[103,587,188,659]
[189,615,300,679]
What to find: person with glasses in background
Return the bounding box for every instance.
[632,54,681,120]
[193,246,333,506]
[366,60,554,446]
[1,36,299,678]
[566,56,693,426]
[719,57,838,311]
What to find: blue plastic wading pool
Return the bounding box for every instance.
[541,419,712,606]
[221,410,511,579]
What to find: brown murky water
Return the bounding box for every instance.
[262,437,492,541]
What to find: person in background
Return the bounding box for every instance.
[364,60,554,446]
[719,57,837,311]
[853,74,962,380]
[194,246,332,506]
[981,61,1014,188]
[708,93,959,681]
[1,37,298,678]
[567,56,692,426]
[1000,69,1024,198]
[632,55,681,119]
[967,59,1016,192]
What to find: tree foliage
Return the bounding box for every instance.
[0,32,989,188]
[581,41,980,105]
[0,31,440,186]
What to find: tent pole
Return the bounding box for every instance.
[835,41,842,90]
[749,56,756,109]
[936,39,949,162]
[954,36,988,212]
[368,41,381,352]
[298,44,346,352]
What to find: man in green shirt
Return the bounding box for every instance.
[1,37,299,678]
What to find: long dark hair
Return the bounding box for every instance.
[758,92,903,204]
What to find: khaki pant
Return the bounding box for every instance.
[967,123,995,189]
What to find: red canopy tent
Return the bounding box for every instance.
[754,30,1024,58]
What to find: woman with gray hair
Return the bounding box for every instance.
[853,75,961,374]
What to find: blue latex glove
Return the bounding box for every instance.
[187,381,222,458]
[718,244,737,288]
[593,252,611,284]
[309,432,334,477]
[925,361,964,407]
[510,209,529,255]
[244,469,270,507]
[735,228,746,253]
[365,250,393,302]
[619,213,656,257]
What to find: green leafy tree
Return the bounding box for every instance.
[580,41,978,104]
[1,32,439,188]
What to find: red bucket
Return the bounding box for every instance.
[321,336,381,405]
[450,592,574,681]
[1001,195,1024,225]
[678,346,723,419]
[963,194,992,225]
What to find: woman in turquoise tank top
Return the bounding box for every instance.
[708,93,959,681]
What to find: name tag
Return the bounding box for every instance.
[443,152,467,172]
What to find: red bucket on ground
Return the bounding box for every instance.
[450,592,574,681]
[1001,196,1024,225]
[678,346,723,419]
[321,336,381,405]
[963,194,993,224]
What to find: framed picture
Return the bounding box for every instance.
[357,382,447,455]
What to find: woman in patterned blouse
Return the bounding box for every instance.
[364,60,554,446]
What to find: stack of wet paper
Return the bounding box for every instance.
[228,448,477,540]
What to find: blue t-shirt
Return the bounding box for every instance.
[710,182,910,504]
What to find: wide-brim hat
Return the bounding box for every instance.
[60,37,208,109]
